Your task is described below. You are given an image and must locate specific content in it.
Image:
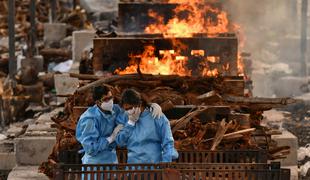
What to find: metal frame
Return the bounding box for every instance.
[54,162,290,180]
[93,36,238,76]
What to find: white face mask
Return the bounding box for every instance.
[100,99,113,112]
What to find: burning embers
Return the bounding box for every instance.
[113,1,244,77]
[115,44,221,76]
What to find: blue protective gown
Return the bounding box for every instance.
[116,108,178,163]
[76,104,126,164]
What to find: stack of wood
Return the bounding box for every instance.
[0,0,48,38]
[39,73,296,178]
[0,0,92,78]
[0,0,90,38]
[0,1,91,122]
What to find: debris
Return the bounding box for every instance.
[0,134,6,141]
[52,60,73,73]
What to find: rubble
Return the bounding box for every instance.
[0,0,96,128]
[0,133,5,141]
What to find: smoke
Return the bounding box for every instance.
[223,0,305,97]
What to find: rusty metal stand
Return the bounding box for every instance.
[301,0,308,77]
[29,0,37,57]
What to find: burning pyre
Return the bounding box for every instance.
[115,0,245,77]
[39,0,294,178]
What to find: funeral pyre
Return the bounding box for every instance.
[40,0,295,178]
[39,73,296,177]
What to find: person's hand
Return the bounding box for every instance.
[150,103,163,119]
[127,107,141,125]
[106,124,124,144]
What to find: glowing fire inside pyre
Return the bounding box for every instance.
[145,0,229,38]
[115,45,221,76]
[115,0,245,77]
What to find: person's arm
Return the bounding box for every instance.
[76,117,110,156]
[115,107,140,147]
[115,122,135,147]
[158,116,179,162]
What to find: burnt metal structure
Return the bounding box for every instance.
[58,149,268,165]
[93,35,238,76]
[49,0,57,22]
[54,162,290,180]
[118,2,223,33]
[301,0,308,77]
[93,2,239,76]
[30,0,37,57]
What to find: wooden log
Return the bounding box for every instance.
[191,125,208,146]
[76,74,170,92]
[202,128,256,142]
[40,48,72,59]
[160,100,175,111]
[197,90,222,101]
[169,119,178,127]
[222,79,244,96]
[172,106,208,133]
[69,73,100,80]
[113,79,162,88]
[269,146,290,154]
[211,120,233,150]
[228,113,250,129]
[223,95,298,105]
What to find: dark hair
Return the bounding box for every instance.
[93,86,110,101]
[121,89,142,106]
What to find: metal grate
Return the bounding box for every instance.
[54,162,290,180]
[59,149,268,165]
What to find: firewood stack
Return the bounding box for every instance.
[0,1,94,125]
[0,0,49,38]
[0,0,90,38]
[0,0,91,75]
[39,73,296,178]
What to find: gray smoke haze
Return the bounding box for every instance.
[223,0,308,97]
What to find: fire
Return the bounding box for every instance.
[115,45,221,77]
[233,23,246,76]
[115,0,246,77]
[145,1,229,37]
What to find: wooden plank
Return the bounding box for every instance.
[222,79,245,96]
[223,95,298,105]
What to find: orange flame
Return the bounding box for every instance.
[116,0,246,77]
[145,1,229,37]
[232,23,246,76]
[115,44,221,77]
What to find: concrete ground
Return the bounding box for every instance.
[7,166,48,180]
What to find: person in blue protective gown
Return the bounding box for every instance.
[76,85,164,165]
[76,85,124,164]
[116,88,179,164]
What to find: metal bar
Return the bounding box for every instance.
[30,0,36,57]
[0,98,4,129]
[50,0,57,23]
[300,0,308,77]
[73,0,78,9]
[8,0,16,78]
